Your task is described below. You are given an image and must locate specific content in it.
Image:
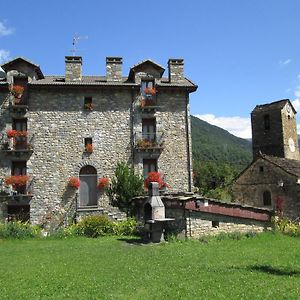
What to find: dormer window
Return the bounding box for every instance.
[84,97,93,111]
[141,80,155,96]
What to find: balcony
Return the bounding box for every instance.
[134,132,164,153]
[139,87,159,113]
[9,95,29,116]
[0,176,34,202]
[1,132,34,157]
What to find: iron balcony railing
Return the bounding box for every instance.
[134,132,164,150]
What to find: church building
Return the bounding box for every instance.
[233,99,300,220]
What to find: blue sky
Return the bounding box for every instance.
[1,0,300,138]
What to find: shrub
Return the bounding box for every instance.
[77,215,114,238]
[273,217,300,236]
[106,161,144,216]
[74,216,137,238]
[0,221,41,239]
[112,218,137,236]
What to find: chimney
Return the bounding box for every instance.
[106,57,122,81]
[65,56,82,81]
[168,58,184,83]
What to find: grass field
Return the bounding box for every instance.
[0,232,299,299]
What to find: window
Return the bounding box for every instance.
[13,119,27,150]
[141,80,154,96]
[84,97,93,110]
[13,77,28,105]
[259,166,264,173]
[263,190,272,206]
[142,118,156,142]
[143,159,158,178]
[264,114,270,130]
[84,137,93,153]
[12,161,27,175]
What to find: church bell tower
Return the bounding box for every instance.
[251,99,300,160]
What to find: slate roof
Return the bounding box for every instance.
[252,99,296,114]
[28,75,197,90]
[1,57,44,79]
[262,154,300,177]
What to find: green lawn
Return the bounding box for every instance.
[0,233,299,299]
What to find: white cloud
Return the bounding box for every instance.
[279,59,292,66]
[0,21,14,37]
[195,114,252,139]
[0,49,9,63]
[292,99,300,112]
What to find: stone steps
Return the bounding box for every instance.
[76,205,127,221]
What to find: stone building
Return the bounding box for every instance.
[233,99,300,219]
[0,56,197,223]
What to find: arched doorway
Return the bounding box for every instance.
[79,165,97,207]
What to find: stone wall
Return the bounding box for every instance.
[27,87,132,223]
[186,211,270,237]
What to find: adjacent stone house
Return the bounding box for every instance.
[0,56,197,223]
[233,99,300,219]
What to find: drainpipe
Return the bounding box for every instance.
[185,89,192,192]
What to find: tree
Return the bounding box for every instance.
[193,160,238,201]
[106,162,144,216]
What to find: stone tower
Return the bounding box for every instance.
[251,99,300,160]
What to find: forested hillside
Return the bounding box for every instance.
[191,115,252,171]
[191,115,253,200]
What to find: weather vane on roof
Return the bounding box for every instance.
[71,33,88,56]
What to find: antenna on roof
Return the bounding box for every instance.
[71,33,88,56]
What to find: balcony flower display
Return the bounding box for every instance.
[84,103,94,111]
[137,139,154,148]
[97,177,110,189]
[10,85,24,99]
[144,87,156,95]
[85,143,93,153]
[68,177,80,189]
[6,129,17,138]
[4,175,29,189]
[144,172,169,189]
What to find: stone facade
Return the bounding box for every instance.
[233,155,300,220]
[0,56,197,223]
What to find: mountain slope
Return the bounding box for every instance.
[191,115,252,170]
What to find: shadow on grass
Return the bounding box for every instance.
[248,265,300,277]
[117,237,152,245]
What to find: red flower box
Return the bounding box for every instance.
[97,177,110,189]
[144,172,169,189]
[85,143,93,153]
[68,177,80,189]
